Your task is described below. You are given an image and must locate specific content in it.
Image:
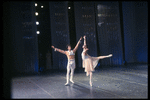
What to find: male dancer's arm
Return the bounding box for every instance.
[51,46,66,55]
[73,37,82,53]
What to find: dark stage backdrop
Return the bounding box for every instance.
[95,1,124,66]
[9,2,38,73]
[6,1,148,74]
[74,2,98,68]
[49,1,70,70]
[122,1,148,63]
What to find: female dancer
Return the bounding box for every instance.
[81,36,112,86]
[51,37,82,86]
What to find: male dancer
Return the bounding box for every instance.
[51,37,82,85]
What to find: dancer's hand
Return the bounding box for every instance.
[85,48,89,51]
[83,35,86,39]
[51,46,55,49]
[79,37,82,41]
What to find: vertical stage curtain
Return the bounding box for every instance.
[74,2,98,68]
[122,1,148,63]
[49,2,70,70]
[95,1,123,66]
[9,2,38,73]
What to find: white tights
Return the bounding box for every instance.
[66,60,75,84]
[66,66,75,83]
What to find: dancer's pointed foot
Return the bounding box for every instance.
[65,82,69,86]
[89,81,92,86]
[108,54,113,57]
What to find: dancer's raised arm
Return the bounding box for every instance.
[83,35,86,46]
[73,37,82,53]
[51,46,66,55]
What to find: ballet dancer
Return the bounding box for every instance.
[81,35,112,86]
[51,37,82,86]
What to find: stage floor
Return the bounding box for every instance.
[11,64,148,99]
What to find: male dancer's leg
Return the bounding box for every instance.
[70,66,75,83]
[65,64,71,85]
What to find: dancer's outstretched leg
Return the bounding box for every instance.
[98,54,112,59]
[91,54,112,61]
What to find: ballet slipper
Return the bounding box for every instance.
[65,82,69,86]
[70,80,74,84]
[70,75,74,83]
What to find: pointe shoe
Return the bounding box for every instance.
[89,81,92,86]
[108,54,112,57]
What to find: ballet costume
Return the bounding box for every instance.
[81,49,100,86]
[81,50,100,74]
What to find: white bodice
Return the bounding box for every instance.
[81,51,89,60]
[68,50,75,56]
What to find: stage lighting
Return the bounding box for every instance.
[37,31,40,34]
[68,7,71,9]
[36,21,39,25]
[41,6,44,8]
[35,3,37,7]
[35,12,38,16]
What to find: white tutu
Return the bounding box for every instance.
[81,52,99,72]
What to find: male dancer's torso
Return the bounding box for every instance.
[66,50,75,60]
